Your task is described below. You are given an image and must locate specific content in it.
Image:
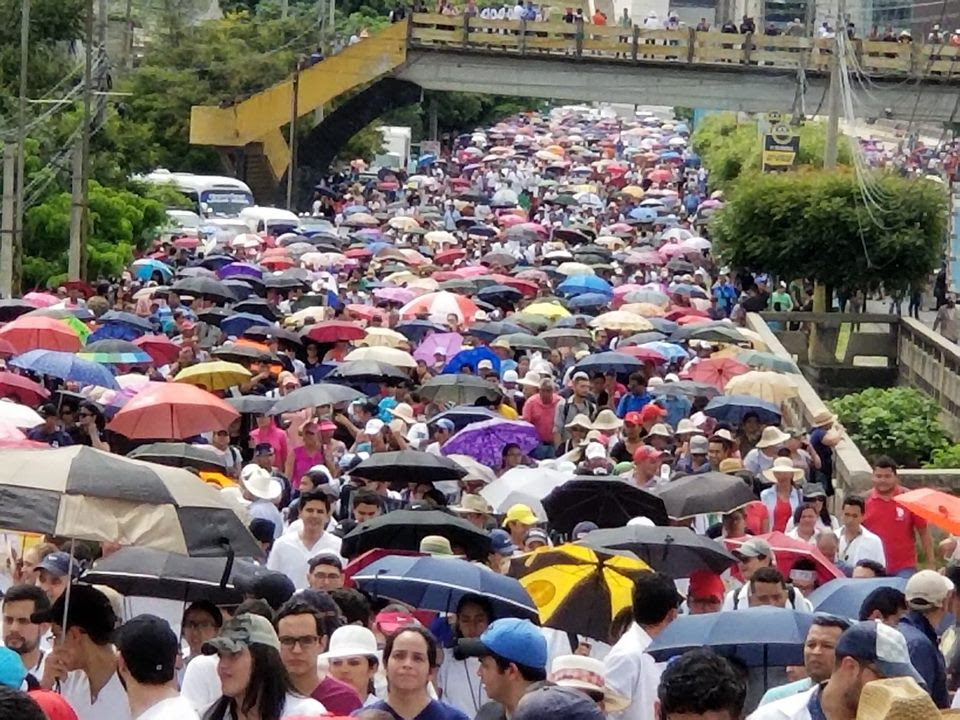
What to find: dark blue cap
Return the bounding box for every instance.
[455,617,547,671]
[36,551,80,579]
[835,620,924,685]
[489,529,517,556]
[513,685,604,720]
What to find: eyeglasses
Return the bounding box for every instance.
[278,634,320,649]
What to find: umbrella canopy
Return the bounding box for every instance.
[343,346,416,369]
[108,383,239,439]
[0,300,36,322]
[574,351,645,377]
[538,328,592,347]
[578,525,737,577]
[302,321,366,344]
[0,446,260,556]
[493,333,550,352]
[0,400,42,427]
[326,361,410,386]
[269,383,365,414]
[171,277,235,303]
[724,532,844,585]
[10,350,118,389]
[543,477,669,532]
[0,371,49,406]
[808,576,909,616]
[351,450,467,485]
[429,406,501,433]
[395,320,447,343]
[420,374,500,405]
[225,395,276,415]
[127,442,230,472]
[650,472,757,519]
[76,339,152,365]
[556,275,613,297]
[524,301,571,320]
[441,418,540,467]
[132,335,181,365]
[893,488,960,535]
[509,544,649,643]
[352,555,538,620]
[341,509,491,560]
[363,327,410,349]
[689,357,751,391]
[703,395,782,426]
[736,350,800,374]
[0,316,83,354]
[480,466,572,509]
[724,370,799,405]
[590,311,653,333]
[80,547,258,604]
[174,361,252,391]
[647,608,814,667]
[399,291,479,325]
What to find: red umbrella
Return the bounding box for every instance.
[107,382,239,439]
[133,334,181,365]
[0,316,82,354]
[647,168,673,184]
[0,339,18,357]
[724,532,844,585]
[688,357,750,390]
[344,247,372,259]
[435,249,466,265]
[303,321,366,343]
[173,236,200,250]
[617,346,667,363]
[0,372,49,406]
[501,278,539,298]
[676,315,711,326]
[665,307,708,321]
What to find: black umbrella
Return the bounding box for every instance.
[177,266,217,279]
[243,324,302,346]
[352,450,467,485]
[341,508,491,560]
[221,279,256,301]
[551,314,594,329]
[419,374,501,405]
[620,331,668,346]
[650,472,757,520]
[198,308,233,326]
[538,328,593,347]
[573,351,645,377]
[683,325,748,345]
[197,254,237,270]
[99,311,156,333]
[477,285,524,308]
[428,406,500,432]
[0,300,36,322]
[666,258,695,273]
[269,383,365,414]
[326,361,410,386]
[127,442,230,472]
[234,298,278,322]
[172,277,235,304]
[225,395,276,415]
[578,525,739,577]
[466,321,527,342]
[542,477,669,533]
[438,280,476,294]
[81,547,259,604]
[647,317,679,334]
[212,343,277,364]
[264,274,308,290]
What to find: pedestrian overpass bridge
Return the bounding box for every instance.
[189,16,960,192]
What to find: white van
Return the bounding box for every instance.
[238,206,301,236]
[138,169,254,218]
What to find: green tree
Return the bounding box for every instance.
[711,170,947,298]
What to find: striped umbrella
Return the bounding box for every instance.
[0,446,261,557]
[76,339,152,365]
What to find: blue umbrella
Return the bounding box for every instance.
[342,204,371,216]
[556,275,613,297]
[648,607,814,667]
[10,350,119,388]
[99,311,155,335]
[703,395,782,426]
[351,555,537,620]
[87,324,141,343]
[808,577,908,617]
[443,346,501,375]
[638,341,688,362]
[567,293,611,311]
[133,259,173,282]
[629,207,658,223]
[220,312,271,338]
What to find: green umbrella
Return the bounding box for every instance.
[736,350,800,374]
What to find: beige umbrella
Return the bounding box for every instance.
[362,327,409,349]
[447,453,498,485]
[556,262,596,277]
[590,311,654,333]
[425,230,458,246]
[285,306,327,328]
[620,302,666,317]
[342,212,380,228]
[388,216,421,231]
[595,235,626,250]
[724,370,799,405]
[407,277,439,292]
[344,346,417,368]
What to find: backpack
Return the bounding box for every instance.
[559,395,597,428]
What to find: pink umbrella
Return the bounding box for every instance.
[108,382,239,439]
[658,244,688,259]
[374,287,416,305]
[626,251,664,266]
[454,266,489,278]
[23,292,59,308]
[689,358,750,391]
[0,420,26,441]
[515,269,548,283]
[399,292,479,325]
[498,215,526,228]
[679,237,712,252]
[413,332,463,363]
[518,222,548,236]
[606,223,633,234]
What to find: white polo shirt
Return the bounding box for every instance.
[837,525,887,568]
[266,531,343,590]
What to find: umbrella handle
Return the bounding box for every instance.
[219,543,235,589]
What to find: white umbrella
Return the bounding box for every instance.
[480,466,571,509]
[492,188,519,207]
[0,400,41,428]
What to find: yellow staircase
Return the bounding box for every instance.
[189,22,409,183]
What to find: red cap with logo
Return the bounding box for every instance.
[687,569,726,601]
[639,404,667,424]
[632,445,664,463]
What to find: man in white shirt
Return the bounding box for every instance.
[722,538,811,612]
[267,488,343,590]
[604,571,680,720]
[34,584,131,720]
[116,614,199,720]
[837,495,886,570]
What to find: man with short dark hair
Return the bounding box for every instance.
[838,495,885,568]
[656,650,745,720]
[456,618,548,720]
[275,598,361,715]
[747,567,789,608]
[267,488,343,590]
[307,554,344,592]
[852,559,886,578]
[2,585,50,684]
[859,587,907,625]
[863,456,933,576]
[0,685,46,720]
[115,614,197,719]
[604,572,680,720]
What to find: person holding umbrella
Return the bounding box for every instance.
[436,596,494,717]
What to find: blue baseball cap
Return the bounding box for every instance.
[489,529,517,556]
[455,618,547,671]
[0,647,26,689]
[513,685,604,720]
[835,620,924,686]
[36,552,80,579]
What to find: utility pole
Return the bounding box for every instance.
[286,61,300,211]
[1,146,15,298]
[69,0,95,281]
[13,0,30,296]
[282,0,288,19]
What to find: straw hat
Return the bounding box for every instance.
[388,402,417,425]
[675,418,699,435]
[646,423,673,439]
[419,535,454,556]
[450,493,493,515]
[762,456,805,483]
[856,677,938,720]
[549,654,629,712]
[811,410,837,428]
[592,409,623,431]
[718,458,744,474]
[565,413,593,430]
[519,371,544,389]
[755,426,790,449]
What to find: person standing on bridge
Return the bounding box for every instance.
[934,294,958,343]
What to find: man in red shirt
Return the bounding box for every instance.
[522,377,561,459]
[863,456,934,577]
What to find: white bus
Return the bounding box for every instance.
[137,169,255,218]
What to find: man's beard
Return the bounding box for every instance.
[3,634,37,655]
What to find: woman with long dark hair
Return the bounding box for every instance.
[202,614,326,720]
[436,596,492,717]
[75,401,110,451]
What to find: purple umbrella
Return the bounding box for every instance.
[374,287,416,305]
[413,332,463,364]
[218,262,263,280]
[441,418,540,467]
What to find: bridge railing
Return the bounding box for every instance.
[409,14,957,78]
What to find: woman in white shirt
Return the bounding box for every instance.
[436,596,493,717]
[784,483,840,534]
[785,503,820,545]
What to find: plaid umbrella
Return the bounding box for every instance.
[0,446,261,557]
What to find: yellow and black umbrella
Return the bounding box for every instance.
[509,543,649,643]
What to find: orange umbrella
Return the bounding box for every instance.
[108,383,239,440]
[688,357,750,391]
[893,488,960,535]
[0,316,82,354]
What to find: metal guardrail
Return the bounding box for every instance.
[409,13,960,79]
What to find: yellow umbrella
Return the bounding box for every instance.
[590,311,653,333]
[621,185,645,198]
[363,327,409,349]
[174,361,252,391]
[509,544,649,642]
[407,277,439,292]
[523,301,571,319]
[383,271,419,286]
[343,346,417,369]
[388,216,421,231]
[556,262,595,277]
[724,370,799,405]
[620,302,665,317]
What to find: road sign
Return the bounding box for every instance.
[762,123,800,172]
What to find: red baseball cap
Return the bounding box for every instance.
[639,404,667,424]
[687,569,725,602]
[624,411,643,426]
[375,610,419,635]
[633,445,663,463]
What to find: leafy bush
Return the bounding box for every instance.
[923,444,960,469]
[828,387,950,467]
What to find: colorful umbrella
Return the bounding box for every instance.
[689,357,751,391]
[399,291,479,325]
[590,311,653,333]
[0,316,82,354]
[412,332,463,364]
[303,321,366,344]
[76,339,153,365]
[724,370,799,405]
[174,361,252,391]
[108,383,239,439]
[343,346,416,369]
[441,418,540,467]
[0,371,50,406]
[133,334,182,366]
[724,532,843,585]
[9,350,117,388]
[892,488,960,535]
